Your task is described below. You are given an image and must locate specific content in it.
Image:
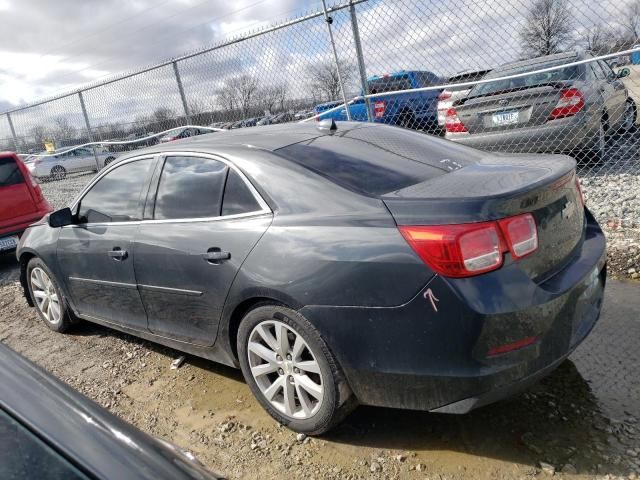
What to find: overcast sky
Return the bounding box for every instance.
[0,0,319,110]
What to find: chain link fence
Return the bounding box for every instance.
[1,0,640,227]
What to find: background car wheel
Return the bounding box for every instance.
[622,100,636,133]
[237,305,355,435]
[50,165,66,181]
[26,258,74,333]
[398,112,416,130]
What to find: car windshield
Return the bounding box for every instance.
[469,58,581,97]
[368,74,413,93]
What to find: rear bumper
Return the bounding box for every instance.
[445,113,596,153]
[301,212,606,412]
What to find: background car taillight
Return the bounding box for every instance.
[374,101,386,118]
[445,107,467,133]
[549,88,585,120]
[399,213,539,278]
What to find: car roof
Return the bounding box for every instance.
[129,121,365,155]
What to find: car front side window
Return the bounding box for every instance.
[77,158,154,224]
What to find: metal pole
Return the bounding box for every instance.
[78,91,100,169]
[6,113,18,152]
[349,1,371,122]
[173,61,191,124]
[321,0,352,121]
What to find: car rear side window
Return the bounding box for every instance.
[0,409,90,480]
[78,158,154,223]
[0,157,24,187]
[154,156,228,220]
[222,169,262,216]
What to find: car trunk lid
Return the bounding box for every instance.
[455,83,568,134]
[382,154,585,280]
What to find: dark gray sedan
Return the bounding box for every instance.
[17,121,606,435]
[445,51,635,161]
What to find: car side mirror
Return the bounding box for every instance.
[617,67,630,78]
[48,207,74,228]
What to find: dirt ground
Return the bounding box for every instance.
[0,277,638,480]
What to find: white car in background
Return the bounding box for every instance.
[26,147,117,180]
[437,69,491,127]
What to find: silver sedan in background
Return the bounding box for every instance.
[26,147,118,180]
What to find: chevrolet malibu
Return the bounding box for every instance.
[16,121,606,434]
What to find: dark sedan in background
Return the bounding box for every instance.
[0,343,222,480]
[16,121,606,434]
[445,51,636,161]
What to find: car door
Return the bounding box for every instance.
[591,61,623,125]
[57,156,156,328]
[598,60,627,125]
[133,154,272,346]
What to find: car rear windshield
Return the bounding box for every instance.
[275,126,476,196]
[368,75,413,93]
[0,156,24,187]
[469,58,582,97]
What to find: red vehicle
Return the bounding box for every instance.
[0,152,52,253]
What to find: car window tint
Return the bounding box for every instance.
[0,157,24,187]
[222,169,261,216]
[154,156,228,220]
[78,158,154,223]
[368,74,413,93]
[0,409,90,480]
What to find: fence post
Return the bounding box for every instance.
[321,0,352,121]
[173,61,191,124]
[6,113,19,152]
[78,91,100,170]
[349,1,371,122]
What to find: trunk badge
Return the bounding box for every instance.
[498,99,509,106]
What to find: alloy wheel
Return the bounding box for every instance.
[30,267,61,325]
[247,320,324,420]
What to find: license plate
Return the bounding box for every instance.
[0,235,18,252]
[492,110,519,126]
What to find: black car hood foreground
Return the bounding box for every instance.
[0,343,223,480]
[382,153,576,225]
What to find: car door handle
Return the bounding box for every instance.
[203,248,231,263]
[108,248,128,261]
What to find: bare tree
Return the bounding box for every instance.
[623,1,640,44]
[306,59,356,102]
[188,97,211,116]
[234,75,259,117]
[53,117,76,142]
[217,80,237,114]
[520,0,574,57]
[30,125,50,147]
[584,25,615,55]
[256,84,288,114]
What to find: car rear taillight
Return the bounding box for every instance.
[487,336,538,356]
[374,101,386,118]
[498,213,538,259]
[549,88,585,120]
[399,213,539,278]
[438,91,452,101]
[445,107,467,133]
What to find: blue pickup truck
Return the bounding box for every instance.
[314,70,442,132]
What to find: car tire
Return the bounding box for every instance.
[26,257,74,333]
[50,165,66,181]
[237,305,355,435]
[621,99,636,133]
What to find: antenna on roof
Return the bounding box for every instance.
[317,119,338,133]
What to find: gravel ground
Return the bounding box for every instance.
[0,281,638,480]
